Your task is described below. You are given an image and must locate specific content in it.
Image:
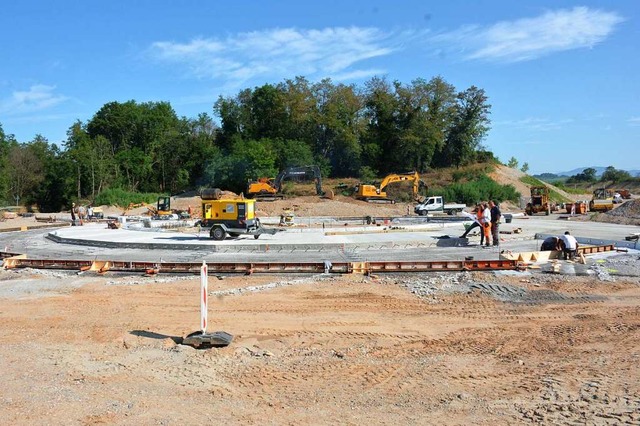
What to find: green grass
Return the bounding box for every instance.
[93,188,167,207]
[519,176,571,203]
[429,175,520,206]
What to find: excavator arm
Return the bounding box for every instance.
[358,171,425,203]
[273,165,324,195]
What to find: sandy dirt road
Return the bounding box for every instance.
[0,267,639,425]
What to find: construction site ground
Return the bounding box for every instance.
[1,194,640,424]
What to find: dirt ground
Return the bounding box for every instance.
[0,266,639,424]
[2,168,640,424]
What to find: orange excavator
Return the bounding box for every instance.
[247,165,331,201]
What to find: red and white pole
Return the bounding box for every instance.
[201,261,208,333]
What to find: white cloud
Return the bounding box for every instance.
[629,117,640,127]
[497,117,575,131]
[0,84,69,115]
[149,27,398,86]
[433,7,624,62]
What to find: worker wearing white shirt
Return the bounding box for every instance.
[559,231,579,260]
[481,203,492,247]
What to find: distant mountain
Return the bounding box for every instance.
[555,167,640,177]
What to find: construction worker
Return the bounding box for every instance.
[77,204,86,226]
[541,236,561,251]
[460,203,482,238]
[481,202,492,247]
[70,202,76,226]
[559,231,579,260]
[489,200,501,246]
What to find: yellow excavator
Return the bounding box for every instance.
[356,171,426,203]
[121,196,188,219]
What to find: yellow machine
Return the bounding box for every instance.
[200,189,277,240]
[356,171,425,203]
[525,186,553,216]
[122,196,185,219]
[589,188,614,212]
[247,177,281,199]
[247,165,327,200]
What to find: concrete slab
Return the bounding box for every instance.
[45,221,465,251]
[41,215,640,256]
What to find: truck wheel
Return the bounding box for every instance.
[418,210,427,216]
[210,226,226,241]
[254,235,260,239]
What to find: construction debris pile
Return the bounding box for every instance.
[593,198,640,226]
[605,198,640,219]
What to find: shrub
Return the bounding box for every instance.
[94,188,166,207]
[430,176,519,205]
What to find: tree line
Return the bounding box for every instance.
[0,75,492,212]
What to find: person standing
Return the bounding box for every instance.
[481,202,492,247]
[70,202,76,226]
[77,204,86,226]
[489,200,501,246]
[559,231,579,260]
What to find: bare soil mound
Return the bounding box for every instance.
[488,165,588,201]
[591,198,640,226]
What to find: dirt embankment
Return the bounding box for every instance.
[488,165,590,202]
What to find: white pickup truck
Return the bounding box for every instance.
[414,196,466,215]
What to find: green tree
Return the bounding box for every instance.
[507,157,519,168]
[6,142,44,205]
[0,123,18,204]
[418,77,458,169]
[567,167,597,184]
[312,79,362,176]
[362,76,400,174]
[600,166,631,182]
[439,86,491,168]
[521,162,530,173]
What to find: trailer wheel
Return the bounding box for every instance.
[228,233,240,238]
[254,235,260,239]
[210,225,226,241]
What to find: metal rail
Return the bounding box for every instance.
[1,254,523,275]
[577,244,615,255]
[0,244,616,275]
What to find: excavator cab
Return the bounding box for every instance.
[157,196,171,215]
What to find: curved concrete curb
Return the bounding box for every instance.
[45,232,466,253]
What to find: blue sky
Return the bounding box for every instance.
[0,0,638,174]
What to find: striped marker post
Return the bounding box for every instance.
[201,261,208,333]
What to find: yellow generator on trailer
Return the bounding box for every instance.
[199,189,278,240]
